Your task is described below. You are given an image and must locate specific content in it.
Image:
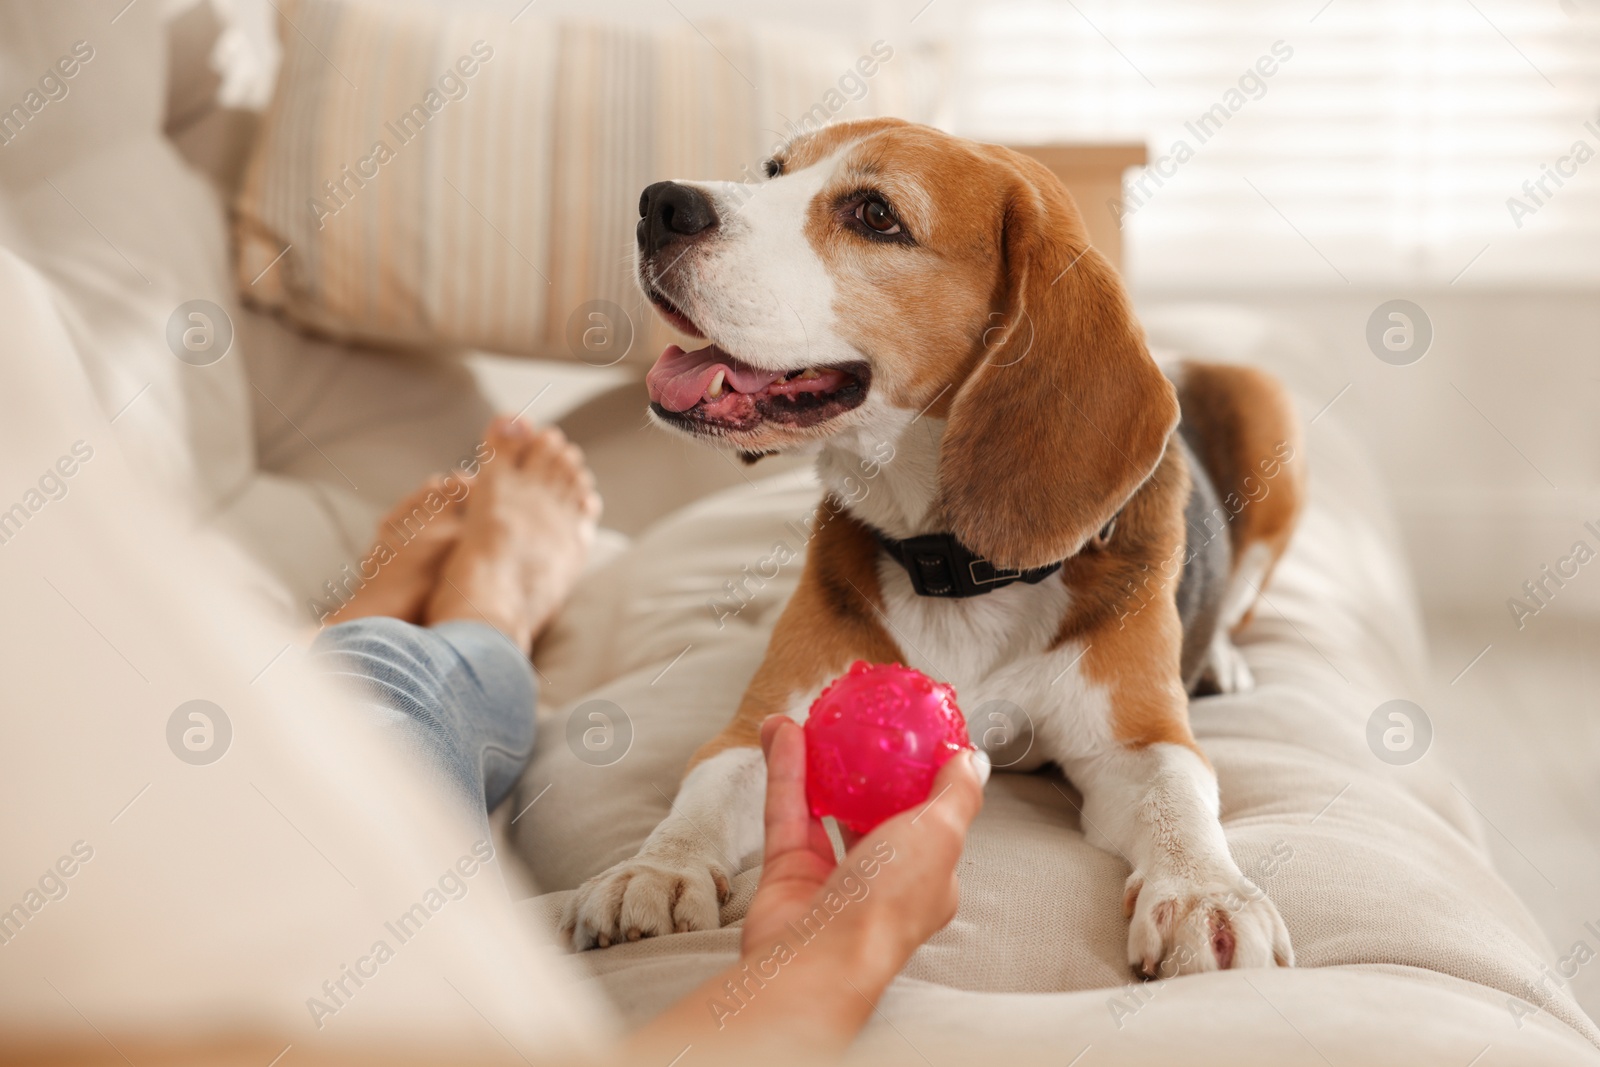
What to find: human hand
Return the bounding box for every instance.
[740,715,989,989]
[622,716,987,1061]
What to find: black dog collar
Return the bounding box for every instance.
[875,516,1116,599]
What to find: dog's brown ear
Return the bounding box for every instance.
[935,153,1178,571]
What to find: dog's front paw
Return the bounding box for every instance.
[562,854,731,950]
[1122,869,1293,978]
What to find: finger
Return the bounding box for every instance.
[833,749,987,858]
[759,713,789,757]
[759,717,813,861]
[972,748,992,786]
[830,749,986,883]
[920,748,987,832]
[867,749,986,861]
[763,716,839,869]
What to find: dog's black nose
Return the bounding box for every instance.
[638,181,718,257]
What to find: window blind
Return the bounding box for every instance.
[951,0,1600,287]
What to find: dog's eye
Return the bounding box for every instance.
[855,197,901,235]
[763,158,782,179]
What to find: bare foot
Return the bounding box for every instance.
[425,417,601,652]
[325,475,469,625]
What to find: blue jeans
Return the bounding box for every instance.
[312,618,537,835]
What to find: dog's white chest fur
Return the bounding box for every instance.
[875,555,1108,771]
[814,413,1114,768]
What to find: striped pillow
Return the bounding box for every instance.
[234,0,940,365]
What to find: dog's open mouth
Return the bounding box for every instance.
[645,343,870,433]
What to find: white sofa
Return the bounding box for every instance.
[1,2,1596,1064]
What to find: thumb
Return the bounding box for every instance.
[906,748,989,839]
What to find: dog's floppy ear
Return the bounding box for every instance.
[935,154,1179,571]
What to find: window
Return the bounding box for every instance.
[953,0,1600,287]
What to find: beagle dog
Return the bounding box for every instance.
[563,118,1304,977]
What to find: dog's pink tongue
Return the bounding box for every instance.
[645,344,784,412]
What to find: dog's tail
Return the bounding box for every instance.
[1172,360,1306,634]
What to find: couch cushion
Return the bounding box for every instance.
[0,0,254,514]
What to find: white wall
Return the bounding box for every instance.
[1135,283,1600,632]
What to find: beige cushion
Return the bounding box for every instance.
[0,0,254,514]
[233,0,937,363]
[509,323,1600,1059]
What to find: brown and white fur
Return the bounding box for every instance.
[562,119,1304,977]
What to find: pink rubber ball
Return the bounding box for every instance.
[804,660,972,834]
